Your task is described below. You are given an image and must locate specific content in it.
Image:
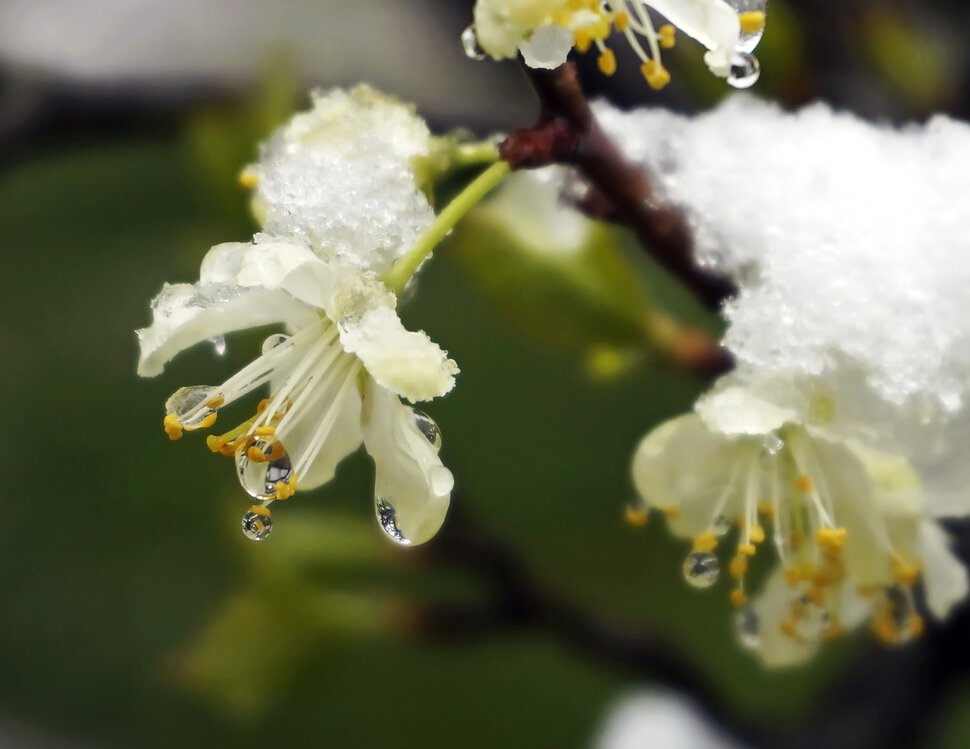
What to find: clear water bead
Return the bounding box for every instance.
[261,333,290,355]
[683,552,720,589]
[411,409,442,451]
[726,0,768,53]
[375,497,411,546]
[735,606,760,649]
[759,432,785,469]
[165,385,217,428]
[461,25,486,60]
[235,439,294,499]
[791,593,829,642]
[712,514,732,537]
[726,52,761,89]
[241,506,273,541]
[209,335,227,356]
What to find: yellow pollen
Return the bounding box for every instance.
[205,396,225,409]
[658,24,676,49]
[729,555,748,578]
[807,586,826,606]
[812,562,843,588]
[692,531,718,553]
[254,425,276,437]
[247,445,269,463]
[198,412,218,429]
[598,48,617,76]
[737,542,757,557]
[757,500,774,517]
[239,170,258,189]
[640,60,671,90]
[574,29,593,53]
[729,589,748,607]
[795,474,813,493]
[817,527,848,551]
[783,566,802,586]
[163,413,184,441]
[662,507,680,519]
[613,11,629,32]
[624,504,649,527]
[738,10,766,34]
[780,619,797,639]
[891,555,921,587]
[206,434,227,453]
[256,398,270,413]
[248,504,271,518]
[748,525,766,544]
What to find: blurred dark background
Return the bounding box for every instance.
[2,1,970,747]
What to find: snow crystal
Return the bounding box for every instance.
[596,97,970,414]
[251,85,435,274]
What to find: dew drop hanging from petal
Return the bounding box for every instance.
[411,408,442,451]
[727,52,761,89]
[375,496,411,546]
[683,551,720,588]
[241,505,274,541]
[726,0,768,53]
[165,385,218,428]
[209,335,227,356]
[461,24,486,60]
[235,438,294,500]
[712,514,732,538]
[735,606,760,649]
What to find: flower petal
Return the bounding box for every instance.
[200,237,321,288]
[918,520,968,619]
[631,413,751,538]
[362,381,453,545]
[519,24,574,69]
[696,385,796,436]
[136,282,315,377]
[645,0,741,76]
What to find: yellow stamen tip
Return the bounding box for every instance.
[625,505,649,527]
[748,525,766,544]
[783,566,802,586]
[248,504,271,518]
[662,507,681,520]
[247,445,268,463]
[254,425,276,437]
[198,412,218,429]
[613,11,629,32]
[640,60,671,90]
[757,500,774,517]
[598,48,617,76]
[737,543,757,557]
[692,531,718,553]
[729,589,748,607]
[574,29,593,53]
[738,10,766,34]
[658,24,676,49]
[795,474,813,493]
[205,396,225,409]
[239,170,258,189]
[729,555,748,578]
[163,413,184,441]
[206,435,227,453]
[780,619,797,639]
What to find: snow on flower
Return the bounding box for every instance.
[467,0,767,89]
[136,87,458,545]
[632,375,968,666]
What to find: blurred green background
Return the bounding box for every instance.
[3,0,970,746]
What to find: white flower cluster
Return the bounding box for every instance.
[596,98,970,665]
[468,0,767,89]
[137,86,457,546]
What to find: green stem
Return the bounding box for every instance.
[383,160,511,294]
[452,142,501,168]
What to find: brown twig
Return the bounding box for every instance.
[499,64,736,311]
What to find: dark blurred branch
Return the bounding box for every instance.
[499,64,736,311]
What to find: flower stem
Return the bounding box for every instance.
[383,160,511,295]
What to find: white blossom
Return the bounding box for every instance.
[470,0,768,89]
[632,375,968,666]
[137,236,457,545]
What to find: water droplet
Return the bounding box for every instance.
[735,606,760,649]
[461,24,485,60]
[376,497,411,546]
[209,335,227,356]
[712,514,732,537]
[727,52,760,89]
[759,432,784,469]
[411,409,442,451]
[261,333,290,355]
[625,497,649,527]
[683,551,720,589]
[790,593,829,642]
[241,506,273,541]
[726,0,768,53]
[235,439,294,499]
[165,385,217,428]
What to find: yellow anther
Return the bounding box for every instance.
[624,504,649,527]
[239,170,258,189]
[205,395,225,409]
[598,48,618,76]
[783,566,802,586]
[662,507,681,519]
[757,500,774,517]
[591,18,611,40]
[247,445,269,463]
[163,413,184,441]
[248,504,271,518]
[254,425,276,437]
[729,589,748,607]
[737,542,757,557]
[613,11,629,32]
[891,556,921,587]
[658,24,676,49]
[198,412,218,429]
[692,531,718,553]
[738,10,766,34]
[256,398,270,413]
[795,474,813,493]
[812,562,843,588]
[807,586,826,606]
[640,60,671,90]
[274,481,294,500]
[748,525,766,544]
[729,555,748,578]
[206,434,227,453]
[574,29,593,53]
[816,527,848,551]
[780,619,798,639]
